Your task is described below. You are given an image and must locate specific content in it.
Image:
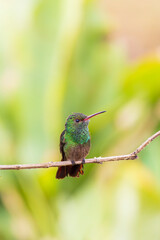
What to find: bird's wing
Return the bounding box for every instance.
[60,130,66,161]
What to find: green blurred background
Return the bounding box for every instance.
[0,0,160,239]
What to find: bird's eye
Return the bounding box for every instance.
[75,119,80,123]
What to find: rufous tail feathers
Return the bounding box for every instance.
[56,164,84,179]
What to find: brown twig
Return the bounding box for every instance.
[0,131,159,170]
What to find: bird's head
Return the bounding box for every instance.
[65,111,106,134]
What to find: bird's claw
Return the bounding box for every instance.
[82,158,85,164]
[71,160,75,165]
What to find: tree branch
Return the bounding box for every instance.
[0,131,159,170]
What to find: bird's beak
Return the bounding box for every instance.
[83,111,106,121]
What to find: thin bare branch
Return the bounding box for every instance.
[0,131,159,170]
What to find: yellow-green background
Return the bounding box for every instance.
[0,0,160,240]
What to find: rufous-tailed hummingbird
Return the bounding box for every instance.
[56,111,106,179]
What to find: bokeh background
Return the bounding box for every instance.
[0,0,160,239]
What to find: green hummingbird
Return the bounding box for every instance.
[56,111,106,179]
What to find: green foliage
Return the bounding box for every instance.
[0,0,160,239]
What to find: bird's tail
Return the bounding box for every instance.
[56,166,67,179]
[56,164,84,179]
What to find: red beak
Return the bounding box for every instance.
[83,111,106,121]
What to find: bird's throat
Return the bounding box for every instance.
[66,128,90,145]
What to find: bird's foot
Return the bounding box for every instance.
[82,158,85,164]
[71,160,75,165]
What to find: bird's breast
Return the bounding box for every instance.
[64,139,90,161]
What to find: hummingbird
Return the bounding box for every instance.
[56,111,106,179]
